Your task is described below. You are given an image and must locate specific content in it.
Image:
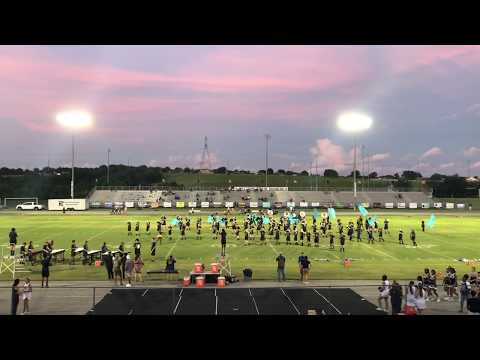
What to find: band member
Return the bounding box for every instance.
[339,234,346,252]
[367,228,374,244]
[294,227,298,245]
[168,225,173,241]
[127,222,132,236]
[410,230,417,247]
[378,228,384,242]
[285,228,291,245]
[329,233,335,249]
[146,222,151,234]
[244,227,250,245]
[151,237,157,259]
[181,224,186,240]
[9,228,18,257]
[260,228,266,244]
[274,227,280,244]
[157,221,162,234]
[384,219,390,234]
[135,222,140,235]
[421,220,425,232]
[348,223,354,241]
[196,221,202,240]
[134,238,141,257]
[306,232,311,247]
[398,230,404,245]
[235,226,240,241]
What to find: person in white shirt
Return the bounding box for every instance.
[377,274,390,312]
[405,281,417,314]
[415,282,427,315]
[22,277,32,315]
[460,274,472,313]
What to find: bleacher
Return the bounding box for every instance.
[88,188,432,209]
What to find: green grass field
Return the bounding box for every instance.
[0,210,478,281]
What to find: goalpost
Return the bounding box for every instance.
[3,197,39,208]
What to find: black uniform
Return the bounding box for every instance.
[421,221,425,232]
[398,231,404,245]
[410,230,417,246]
[340,234,345,252]
[314,232,319,246]
[220,230,227,256]
[329,234,335,249]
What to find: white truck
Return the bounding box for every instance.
[16,202,44,211]
[48,199,88,211]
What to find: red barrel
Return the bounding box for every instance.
[194,263,203,273]
[217,276,226,288]
[183,276,191,287]
[196,276,205,288]
[211,263,219,273]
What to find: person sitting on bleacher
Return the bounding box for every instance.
[165,255,176,273]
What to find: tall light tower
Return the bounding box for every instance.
[56,110,93,199]
[337,112,372,211]
[265,134,271,188]
[107,148,111,185]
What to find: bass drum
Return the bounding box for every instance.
[299,211,306,219]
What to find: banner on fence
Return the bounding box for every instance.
[397,203,406,209]
[409,203,418,209]
[311,202,320,207]
[250,202,258,208]
[446,203,454,209]
[125,201,134,208]
[434,202,443,208]
[225,201,234,208]
[421,203,430,209]
[385,203,394,209]
[457,203,465,209]
[163,202,172,208]
[201,202,210,208]
[286,202,295,208]
[188,202,197,208]
[176,201,185,208]
[262,202,271,208]
[300,202,308,207]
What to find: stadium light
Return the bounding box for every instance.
[56,110,93,129]
[337,112,373,211]
[56,110,94,199]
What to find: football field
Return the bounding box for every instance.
[0,210,478,281]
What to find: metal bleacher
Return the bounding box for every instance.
[88,188,432,209]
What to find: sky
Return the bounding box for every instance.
[1,45,480,176]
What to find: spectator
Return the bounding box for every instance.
[467,290,480,314]
[41,255,51,288]
[11,279,20,315]
[113,254,123,286]
[276,253,286,282]
[389,280,403,315]
[405,281,417,315]
[125,255,133,287]
[415,282,427,315]
[22,277,32,315]
[166,255,176,273]
[377,275,390,312]
[134,255,144,282]
[459,274,472,313]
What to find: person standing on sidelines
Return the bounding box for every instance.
[220,228,227,257]
[389,280,402,315]
[415,282,427,315]
[41,255,51,288]
[302,256,311,283]
[377,274,390,312]
[298,252,306,281]
[151,237,157,261]
[113,254,123,286]
[134,255,144,283]
[22,277,32,314]
[125,255,133,287]
[459,274,472,313]
[11,279,20,315]
[9,228,18,257]
[276,253,286,282]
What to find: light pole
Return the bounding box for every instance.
[56,110,93,199]
[265,134,271,188]
[107,148,111,186]
[337,112,372,211]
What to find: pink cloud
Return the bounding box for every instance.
[420,147,443,160]
[464,146,480,157]
[310,138,351,172]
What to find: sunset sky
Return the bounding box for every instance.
[1,45,480,176]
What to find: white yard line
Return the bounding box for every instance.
[173,288,183,314]
[358,242,399,261]
[269,242,279,255]
[313,289,342,314]
[281,288,300,315]
[249,288,260,315]
[166,239,179,258]
[142,289,149,297]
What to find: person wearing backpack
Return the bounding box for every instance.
[460,274,472,313]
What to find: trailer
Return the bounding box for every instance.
[48,199,89,211]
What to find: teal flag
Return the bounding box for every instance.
[207,215,213,224]
[358,205,368,217]
[327,207,336,220]
[427,214,436,229]
[171,218,178,226]
[367,216,377,227]
[313,208,319,220]
[262,216,270,225]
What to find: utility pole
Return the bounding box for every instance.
[265,134,271,188]
[107,148,111,185]
[71,135,75,199]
